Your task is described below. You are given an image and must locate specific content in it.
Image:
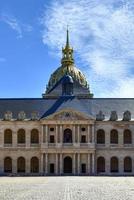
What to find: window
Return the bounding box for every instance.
[31,157,39,173]
[97,157,105,173]
[123,111,131,121]
[62,75,73,95]
[31,111,39,120]
[4,111,12,120]
[50,127,54,132]
[124,157,132,172]
[50,164,55,173]
[111,157,118,172]
[81,164,86,173]
[31,129,39,144]
[124,129,132,144]
[110,129,118,144]
[17,129,25,144]
[81,135,86,143]
[4,157,12,173]
[50,135,55,143]
[17,157,25,173]
[63,129,72,143]
[18,111,26,120]
[4,129,12,144]
[81,127,86,132]
[97,129,105,144]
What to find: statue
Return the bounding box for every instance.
[110,111,118,121]
[96,111,105,121]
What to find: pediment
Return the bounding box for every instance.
[45,109,94,120]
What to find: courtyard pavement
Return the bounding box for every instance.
[0,176,134,200]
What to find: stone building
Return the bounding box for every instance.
[0,30,134,176]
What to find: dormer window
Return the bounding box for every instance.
[123,111,131,121]
[4,111,12,120]
[110,111,118,121]
[62,75,73,96]
[18,111,26,120]
[96,111,105,121]
[31,111,39,120]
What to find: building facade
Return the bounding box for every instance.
[0,30,134,176]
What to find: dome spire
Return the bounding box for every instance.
[61,27,74,66]
[66,26,69,48]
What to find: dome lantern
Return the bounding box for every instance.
[61,29,74,66]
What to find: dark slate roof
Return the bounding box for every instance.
[0,97,134,119]
[41,96,92,118]
[90,98,134,119]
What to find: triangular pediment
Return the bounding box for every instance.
[44,108,94,120]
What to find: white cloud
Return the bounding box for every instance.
[101,77,134,98]
[0,13,33,38]
[1,14,22,38]
[40,0,134,97]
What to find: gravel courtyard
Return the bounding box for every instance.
[0,176,134,200]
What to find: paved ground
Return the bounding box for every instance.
[0,176,134,200]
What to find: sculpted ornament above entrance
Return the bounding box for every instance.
[56,111,80,120]
[46,109,93,120]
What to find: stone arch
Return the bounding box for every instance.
[97,129,105,144]
[31,129,39,144]
[63,129,72,143]
[4,129,12,144]
[124,129,132,144]
[97,157,105,173]
[110,129,118,144]
[64,156,72,173]
[17,157,25,173]
[124,157,132,172]
[4,157,12,173]
[31,157,39,173]
[110,157,118,172]
[17,129,25,144]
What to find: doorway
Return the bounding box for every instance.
[64,156,72,173]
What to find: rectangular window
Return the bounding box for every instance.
[50,164,54,173]
[81,135,86,143]
[50,135,55,143]
[81,164,86,173]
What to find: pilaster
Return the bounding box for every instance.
[73,153,76,174]
[45,153,48,175]
[60,153,63,175]
[13,131,17,147]
[87,153,90,175]
[56,153,58,174]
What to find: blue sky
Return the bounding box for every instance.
[0,0,134,98]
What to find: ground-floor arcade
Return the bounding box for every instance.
[1,150,134,176]
[0,150,95,175]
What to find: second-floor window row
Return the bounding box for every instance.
[96,129,132,145]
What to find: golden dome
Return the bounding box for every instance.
[46,64,88,93]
